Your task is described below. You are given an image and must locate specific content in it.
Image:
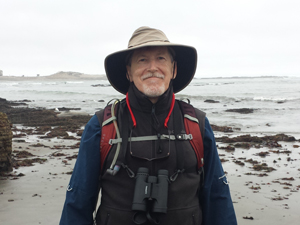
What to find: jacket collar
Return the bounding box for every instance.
[127,82,174,115]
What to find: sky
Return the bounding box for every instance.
[1,0,300,78]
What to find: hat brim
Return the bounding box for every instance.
[104,42,197,94]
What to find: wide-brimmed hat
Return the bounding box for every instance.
[104,26,197,94]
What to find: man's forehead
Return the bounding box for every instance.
[132,46,169,56]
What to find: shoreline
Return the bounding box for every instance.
[0,71,107,81]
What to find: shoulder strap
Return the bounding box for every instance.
[96,104,117,170]
[178,100,206,169]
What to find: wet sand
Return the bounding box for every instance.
[221,138,300,225]
[0,129,299,225]
[0,137,79,225]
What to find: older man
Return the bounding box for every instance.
[60,26,237,225]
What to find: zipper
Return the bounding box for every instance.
[151,104,159,175]
[104,213,110,225]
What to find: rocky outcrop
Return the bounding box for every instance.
[0,98,91,127]
[0,112,13,172]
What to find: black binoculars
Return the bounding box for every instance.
[132,167,169,214]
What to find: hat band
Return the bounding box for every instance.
[128,39,170,49]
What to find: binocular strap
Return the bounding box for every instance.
[132,211,161,225]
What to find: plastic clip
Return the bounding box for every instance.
[106,164,121,176]
[176,134,193,140]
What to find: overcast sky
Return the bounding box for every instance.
[1,0,299,78]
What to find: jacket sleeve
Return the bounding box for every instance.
[199,117,237,225]
[59,115,101,225]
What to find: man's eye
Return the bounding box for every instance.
[138,58,146,62]
[158,57,166,60]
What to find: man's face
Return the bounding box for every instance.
[126,46,177,103]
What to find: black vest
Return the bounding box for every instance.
[96,84,204,225]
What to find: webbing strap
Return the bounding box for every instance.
[102,116,117,127]
[184,114,199,123]
[119,105,129,166]
[108,134,192,145]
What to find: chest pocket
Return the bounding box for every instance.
[129,133,172,161]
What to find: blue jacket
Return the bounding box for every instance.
[60,114,237,225]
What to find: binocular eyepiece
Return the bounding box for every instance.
[132,167,169,214]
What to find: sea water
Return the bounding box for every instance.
[1,76,299,138]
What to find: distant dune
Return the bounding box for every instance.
[0,71,107,81]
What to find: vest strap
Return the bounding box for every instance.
[184,114,199,123]
[102,116,117,127]
[108,134,191,145]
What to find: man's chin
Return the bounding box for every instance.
[143,88,164,98]
[139,83,166,98]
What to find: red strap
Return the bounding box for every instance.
[126,93,136,128]
[126,93,175,129]
[164,94,175,128]
[184,115,204,169]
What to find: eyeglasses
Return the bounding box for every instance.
[129,130,173,161]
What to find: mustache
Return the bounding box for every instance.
[141,73,165,80]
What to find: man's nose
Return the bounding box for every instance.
[147,59,158,72]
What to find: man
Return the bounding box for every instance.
[60,26,237,225]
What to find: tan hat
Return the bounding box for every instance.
[104,26,197,94]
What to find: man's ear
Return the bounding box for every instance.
[126,66,132,81]
[172,62,177,79]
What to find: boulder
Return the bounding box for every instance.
[0,112,13,172]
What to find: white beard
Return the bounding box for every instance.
[142,80,166,98]
[141,73,166,98]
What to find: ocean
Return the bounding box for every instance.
[1,76,299,138]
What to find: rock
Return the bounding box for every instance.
[91,84,110,87]
[234,143,252,149]
[55,107,81,111]
[14,150,35,158]
[216,134,263,143]
[233,160,245,166]
[264,133,296,142]
[0,112,13,172]
[215,134,296,145]
[204,99,220,103]
[13,158,47,169]
[0,98,91,127]
[211,124,233,132]
[243,216,254,220]
[252,163,276,172]
[219,145,235,151]
[225,108,254,114]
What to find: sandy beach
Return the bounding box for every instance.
[0,125,299,225]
